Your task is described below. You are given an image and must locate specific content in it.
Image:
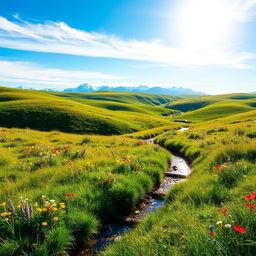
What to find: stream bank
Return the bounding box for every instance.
[78,128,191,256]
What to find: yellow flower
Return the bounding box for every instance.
[53,217,59,222]
[34,202,39,207]
[52,203,57,207]
[1,212,11,217]
[36,208,42,212]
[16,205,21,209]
[51,207,57,212]
[41,222,47,226]
[0,202,6,207]
[60,204,65,209]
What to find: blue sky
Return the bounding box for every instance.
[0,0,256,94]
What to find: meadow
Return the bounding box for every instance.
[0,89,256,255]
[102,106,256,256]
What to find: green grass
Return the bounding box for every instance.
[0,127,171,255]
[102,108,256,256]
[165,93,256,112]
[0,87,178,135]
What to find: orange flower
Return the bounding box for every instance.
[53,217,59,221]
[41,222,47,226]
[42,208,48,212]
[36,208,42,212]
[51,207,57,212]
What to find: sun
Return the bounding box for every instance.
[176,0,235,51]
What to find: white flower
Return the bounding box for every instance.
[49,199,55,203]
[225,224,232,228]
[216,221,223,225]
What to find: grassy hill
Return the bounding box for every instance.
[165,93,256,122]
[166,93,256,112]
[0,87,182,135]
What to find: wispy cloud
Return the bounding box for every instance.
[0,0,256,69]
[0,60,124,88]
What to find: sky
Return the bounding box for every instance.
[0,0,256,94]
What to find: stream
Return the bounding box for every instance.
[78,128,191,256]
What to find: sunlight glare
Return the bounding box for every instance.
[177,0,235,50]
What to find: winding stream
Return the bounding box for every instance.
[78,128,191,256]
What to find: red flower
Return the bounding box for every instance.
[251,192,256,197]
[220,209,228,214]
[99,181,104,185]
[224,163,229,166]
[246,203,255,211]
[234,225,246,233]
[215,165,222,169]
[212,171,215,174]
[245,195,254,200]
[209,232,215,236]
[106,178,111,183]
[66,193,75,197]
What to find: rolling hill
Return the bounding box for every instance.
[0,87,182,135]
[165,93,256,122]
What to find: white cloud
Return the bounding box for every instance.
[0,0,256,69]
[0,60,124,88]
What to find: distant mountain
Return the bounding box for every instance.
[63,83,94,93]
[61,84,206,95]
[17,84,206,95]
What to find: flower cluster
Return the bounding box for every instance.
[0,133,8,142]
[211,162,239,174]
[207,206,247,245]
[99,173,116,187]
[116,154,144,173]
[0,196,66,228]
[244,192,256,212]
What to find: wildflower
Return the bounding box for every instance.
[224,163,229,166]
[246,203,255,211]
[251,192,256,197]
[0,202,6,207]
[49,199,55,204]
[215,165,222,169]
[67,162,73,168]
[208,225,215,231]
[244,195,255,200]
[220,209,228,214]
[33,202,39,207]
[16,205,21,209]
[51,207,57,212]
[52,203,57,207]
[234,225,246,233]
[225,224,232,228]
[53,217,59,221]
[41,222,47,227]
[40,195,46,201]
[36,208,42,212]
[209,232,216,236]
[99,181,104,185]
[216,221,223,225]
[106,178,111,183]
[66,193,75,197]
[42,208,48,212]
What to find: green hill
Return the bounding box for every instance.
[0,87,180,135]
[164,93,256,122]
[166,93,256,112]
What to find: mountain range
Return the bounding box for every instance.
[39,84,206,95]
